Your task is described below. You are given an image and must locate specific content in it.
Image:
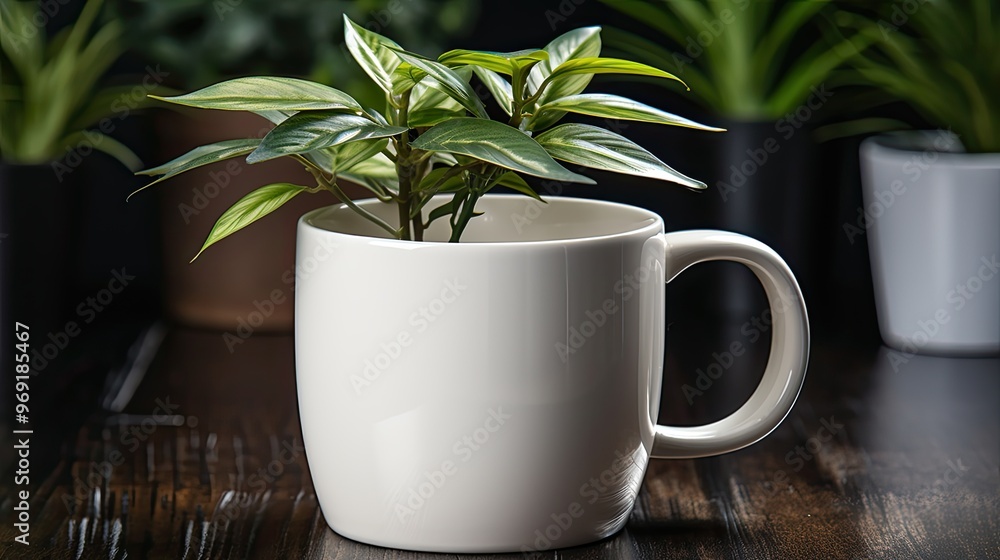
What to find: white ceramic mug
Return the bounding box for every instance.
[295,195,809,553]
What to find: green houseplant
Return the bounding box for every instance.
[135,17,721,253]
[837,0,998,153]
[597,0,875,317]
[843,0,1000,356]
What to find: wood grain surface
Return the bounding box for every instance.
[1,325,997,559]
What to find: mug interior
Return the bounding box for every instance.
[303,194,662,243]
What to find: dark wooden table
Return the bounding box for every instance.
[2,322,998,559]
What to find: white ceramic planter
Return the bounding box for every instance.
[860,132,1000,356]
[294,195,809,553]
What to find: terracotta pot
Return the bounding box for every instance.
[155,110,365,332]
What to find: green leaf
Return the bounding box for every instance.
[527,26,603,98]
[426,198,460,225]
[410,77,460,110]
[73,19,124,94]
[390,62,425,96]
[410,118,594,184]
[531,94,724,131]
[343,15,401,95]
[329,138,388,173]
[408,73,467,127]
[417,166,466,194]
[438,49,548,75]
[0,0,44,79]
[341,152,398,181]
[60,0,106,60]
[595,1,687,44]
[431,152,460,167]
[253,109,294,125]
[493,172,544,201]
[366,108,394,127]
[408,108,464,128]
[751,2,828,88]
[535,123,704,189]
[766,30,877,116]
[543,57,687,90]
[388,47,489,119]
[150,77,363,112]
[247,111,406,163]
[252,109,348,174]
[69,131,142,171]
[193,183,309,261]
[524,27,604,129]
[472,67,514,116]
[130,139,260,199]
[597,27,716,106]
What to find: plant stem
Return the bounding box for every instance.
[412,212,425,241]
[410,158,429,241]
[362,179,394,203]
[448,169,490,242]
[509,65,529,128]
[449,192,478,242]
[297,156,398,238]
[394,91,413,240]
[328,182,399,237]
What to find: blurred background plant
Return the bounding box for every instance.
[110,0,478,107]
[831,0,999,152]
[0,0,145,167]
[1,0,162,398]
[597,0,872,120]
[837,0,1000,356]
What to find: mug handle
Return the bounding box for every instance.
[652,230,810,459]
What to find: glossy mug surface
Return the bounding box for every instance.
[294,195,809,553]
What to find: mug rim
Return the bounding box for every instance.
[299,194,665,247]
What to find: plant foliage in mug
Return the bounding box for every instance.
[136,17,722,256]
